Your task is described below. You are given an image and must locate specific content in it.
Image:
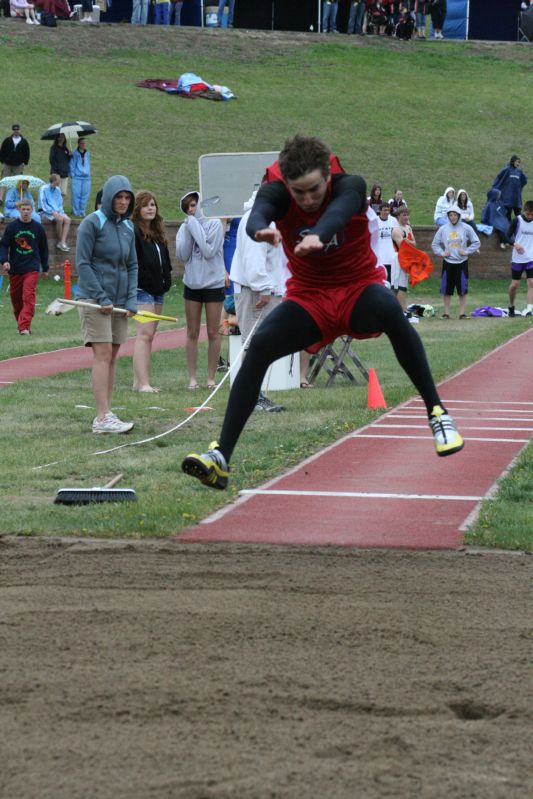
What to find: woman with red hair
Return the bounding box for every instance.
[130,191,172,393]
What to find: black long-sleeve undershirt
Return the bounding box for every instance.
[246,174,367,245]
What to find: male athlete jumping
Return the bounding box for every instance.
[182,135,463,489]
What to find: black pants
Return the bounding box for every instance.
[218,284,441,462]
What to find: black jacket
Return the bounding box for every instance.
[49,143,72,178]
[134,227,172,296]
[0,135,30,167]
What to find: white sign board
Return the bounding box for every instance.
[198,151,279,218]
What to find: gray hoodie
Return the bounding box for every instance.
[431,205,481,263]
[175,191,225,290]
[76,175,138,311]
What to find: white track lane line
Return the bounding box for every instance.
[386,414,533,422]
[350,434,530,443]
[239,489,487,501]
[371,423,532,431]
[408,399,533,406]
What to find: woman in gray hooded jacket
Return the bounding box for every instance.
[76,175,138,433]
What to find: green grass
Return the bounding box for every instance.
[0,23,531,548]
[0,24,531,222]
[0,276,531,548]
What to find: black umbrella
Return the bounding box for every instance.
[519,6,533,41]
[41,121,97,141]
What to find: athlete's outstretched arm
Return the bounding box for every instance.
[310,174,367,243]
[246,182,290,244]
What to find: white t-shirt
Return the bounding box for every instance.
[376,215,400,265]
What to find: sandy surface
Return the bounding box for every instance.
[1,537,531,798]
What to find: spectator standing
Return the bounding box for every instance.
[38,174,71,252]
[492,155,528,222]
[0,199,49,335]
[0,124,30,206]
[376,202,399,284]
[434,186,455,225]
[414,0,428,37]
[388,188,405,217]
[48,133,72,199]
[230,192,285,413]
[4,179,40,223]
[347,0,366,33]
[430,0,446,38]
[153,0,170,24]
[391,205,415,310]
[507,200,533,317]
[171,0,182,24]
[76,175,137,434]
[70,138,91,217]
[322,0,338,32]
[176,191,226,390]
[130,191,172,393]
[456,189,477,231]
[431,205,480,319]
[367,183,383,213]
[217,0,235,27]
[131,0,149,23]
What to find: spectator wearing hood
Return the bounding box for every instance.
[434,186,455,226]
[507,200,533,317]
[480,188,510,249]
[431,204,480,319]
[456,189,477,232]
[492,155,528,221]
[176,191,226,390]
[76,175,137,434]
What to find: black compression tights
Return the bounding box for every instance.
[218,284,441,462]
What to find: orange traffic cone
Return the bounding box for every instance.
[367,368,387,409]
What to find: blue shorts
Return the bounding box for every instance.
[137,289,164,305]
[511,261,533,279]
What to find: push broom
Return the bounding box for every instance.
[54,473,136,505]
[45,298,177,323]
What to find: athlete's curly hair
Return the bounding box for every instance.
[278,135,331,181]
[131,191,167,245]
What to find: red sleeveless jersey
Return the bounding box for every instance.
[264,156,379,290]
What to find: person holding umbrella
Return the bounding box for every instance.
[48,133,72,199]
[0,124,30,206]
[3,178,42,223]
[70,138,91,218]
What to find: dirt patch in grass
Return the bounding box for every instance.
[1,536,531,798]
[1,18,531,63]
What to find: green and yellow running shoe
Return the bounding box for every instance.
[182,441,229,490]
[429,406,464,457]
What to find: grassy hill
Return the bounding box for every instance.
[1,21,531,222]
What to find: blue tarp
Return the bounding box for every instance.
[440,0,468,40]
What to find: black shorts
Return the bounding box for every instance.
[183,286,225,303]
[511,262,533,280]
[440,260,469,296]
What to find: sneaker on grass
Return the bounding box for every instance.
[429,405,464,456]
[182,441,229,490]
[255,393,285,413]
[92,413,134,434]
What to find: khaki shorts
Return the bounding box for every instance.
[235,287,281,350]
[59,177,69,196]
[79,301,129,346]
[1,163,23,179]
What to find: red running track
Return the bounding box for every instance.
[0,327,206,386]
[179,328,532,550]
